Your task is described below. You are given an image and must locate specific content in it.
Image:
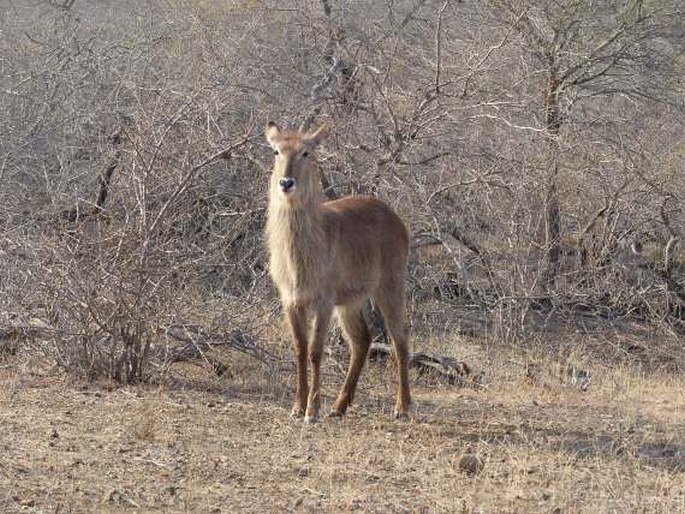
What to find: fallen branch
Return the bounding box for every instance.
[368,342,484,388]
[166,325,277,375]
[165,324,483,387]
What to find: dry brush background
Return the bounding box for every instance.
[0,1,684,512]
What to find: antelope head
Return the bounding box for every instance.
[265,122,329,204]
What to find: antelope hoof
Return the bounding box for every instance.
[393,408,409,421]
[290,407,305,419]
[328,410,344,419]
[304,415,320,424]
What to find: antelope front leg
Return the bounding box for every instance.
[286,305,309,418]
[305,303,332,424]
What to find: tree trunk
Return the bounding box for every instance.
[542,66,562,291]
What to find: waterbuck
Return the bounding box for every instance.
[265,122,411,423]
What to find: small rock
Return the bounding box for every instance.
[458,454,484,475]
[104,488,121,503]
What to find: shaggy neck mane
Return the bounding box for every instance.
[266,196,327,295]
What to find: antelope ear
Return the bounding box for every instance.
[306,123,330,147]
[265,122,282,149]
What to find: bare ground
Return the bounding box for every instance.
[1,335,684,513]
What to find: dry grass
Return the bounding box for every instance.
[1,334,684,513]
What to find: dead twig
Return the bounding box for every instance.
[148,126,256,236]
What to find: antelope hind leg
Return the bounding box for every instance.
[330,305,371,417]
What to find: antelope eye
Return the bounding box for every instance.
[301,150,309,158]
[273,149,279,156]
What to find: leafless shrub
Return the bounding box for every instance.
[0,0,683,380]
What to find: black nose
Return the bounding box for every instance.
[279,177,295,191]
